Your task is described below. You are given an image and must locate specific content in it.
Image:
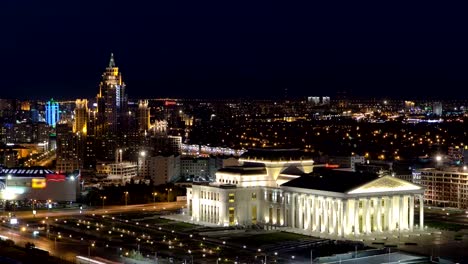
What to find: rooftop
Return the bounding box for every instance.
[217,166,267,175]
[0,167,55,177]
[240,148,313,162]
[281,169,378,193]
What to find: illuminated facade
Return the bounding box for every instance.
[93,53,129,161]
[418,167,468,209]
[187,149,425,238]
[45,98,60,127]
[73,99,88,135]
[138,100,150,132]
[96,53,128,134]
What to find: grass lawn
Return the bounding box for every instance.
[228,231,310,246]
[165,222,197,231]
[425,220,466,231]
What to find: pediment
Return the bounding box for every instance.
[347,176,422,194]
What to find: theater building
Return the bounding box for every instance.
[186,149,425,237]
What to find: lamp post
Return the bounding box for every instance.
[152,192,158,203]
[100,196,107,209]
[165,188,172,202]
[88,242,95,257]
[124,192,129,206]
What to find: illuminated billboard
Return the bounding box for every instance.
[31,178,47,189]
[46,174,66,182]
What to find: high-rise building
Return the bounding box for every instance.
[138,100,150,132]
[94,54,129,161]
[96,53,128,135]
[73,99,88,135]
[45,98,60,127]
[56,123,83,173]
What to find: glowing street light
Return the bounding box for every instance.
[152,192,158,203]
[165,188,172,202]
[100,196,107,209]
[124,192,129,206]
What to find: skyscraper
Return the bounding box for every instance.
[73,99,88,135]
[94,54,129,161]
[96,53,128,135]
[45,98,60,127]
[138,100,150,132]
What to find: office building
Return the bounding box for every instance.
[418,167,468,209]
[45,98,60,127]
[73,99,88,135]
[138,100,150,132]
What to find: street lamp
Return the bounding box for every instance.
[100,196,107,209]
[165,188,172,202]
[88,242,95,257]
[152,192,158,203]
[124,192,129,206]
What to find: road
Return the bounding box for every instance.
[5,201,186,220]
[0,201,186,263]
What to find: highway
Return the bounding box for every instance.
[0,201,186,263]
[6,201,186,220]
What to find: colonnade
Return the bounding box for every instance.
[288,193,424,236]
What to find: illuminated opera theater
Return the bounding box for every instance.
[0,167,80,202]
[187,149,425,238]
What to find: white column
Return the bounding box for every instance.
[325,199,332,234]
[292,194,296,228]
[328,199,332,234]
[311,196,316,231]
[299,194,305,229]
[398,195,405,231]
[354,199,359,235]
[334,200,339,235]
[364,198,371,234]
[376,197,382,232]
[384,196,390,232]
[389,196,395,231]
[307,196,312,230]
[409,195,414,231]
[320,197,326,233]
[419,194,424,230]
[341,200,347,236]
[403,195,409,230]
[315,197,320,232]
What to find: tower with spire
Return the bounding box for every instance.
[95,53,129,160]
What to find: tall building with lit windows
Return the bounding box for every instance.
[96,53,128,135]
[45,98,60,127]
[94,53,129,161]
[138,100,150,132]
[187,149,425,238]
[73,99,88,135]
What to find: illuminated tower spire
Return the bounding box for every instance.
[109,53,116,68]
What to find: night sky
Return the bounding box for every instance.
[1,1,468,100]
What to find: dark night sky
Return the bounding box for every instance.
[1,1,468,100]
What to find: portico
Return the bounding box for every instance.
[186,149,425,239]
[282,175,425,237]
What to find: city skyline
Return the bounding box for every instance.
[2,2,468,100]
